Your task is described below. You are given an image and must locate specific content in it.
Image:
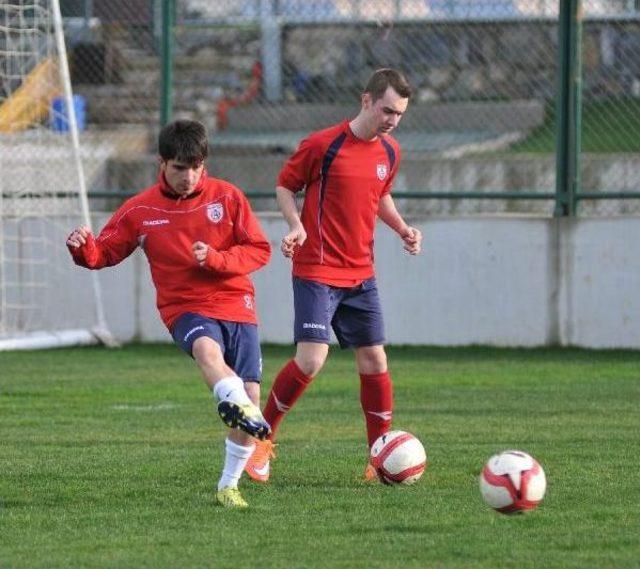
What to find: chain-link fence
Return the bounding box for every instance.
[24,1,640,215]
[579,11,640,215]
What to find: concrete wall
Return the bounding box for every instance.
[225,101,545,133]
[84,214,640,349]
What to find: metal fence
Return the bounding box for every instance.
[46,1,640,214]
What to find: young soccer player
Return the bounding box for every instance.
[245,68,422,483]
[66,119,271,508]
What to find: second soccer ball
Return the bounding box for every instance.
[479,450,546,514]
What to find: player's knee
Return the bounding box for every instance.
[192,336,224,366]
[357,346,387,374]
[294,342,329,377]
[295,352,327,377]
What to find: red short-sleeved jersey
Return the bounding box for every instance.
[278,120,401,287]
[69,172,271,329]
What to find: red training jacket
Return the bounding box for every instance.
[278,120,400,287]
[69,171,271,329]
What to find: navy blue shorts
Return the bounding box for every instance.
[171,312,262,382]
[293,276,385,349]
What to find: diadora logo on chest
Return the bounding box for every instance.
[206,203,224,223]
[142,219,170,226]
[376,163,388,181]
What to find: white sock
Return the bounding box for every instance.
[217,438,255,491]
[213,376,252,406]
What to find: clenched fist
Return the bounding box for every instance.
[401,227,422,255]
[67,225,92,248]
[192,241,210,266]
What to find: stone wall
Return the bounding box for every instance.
[279,21,640,104]
[103,152,640,216]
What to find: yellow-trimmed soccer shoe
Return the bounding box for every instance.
[217,400,271,440]
[244,439,276,483]
[216,486,248,508]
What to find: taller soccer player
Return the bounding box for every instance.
[245,68,422,482]
[67,120,271,508]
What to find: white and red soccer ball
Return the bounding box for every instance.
[479,450,546,514]
[370,430,427,485]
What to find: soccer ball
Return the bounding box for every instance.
[479,450,546,514]
[370,430,427,485]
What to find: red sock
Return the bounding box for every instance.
[360,371,393,448]
[263,359,313,439]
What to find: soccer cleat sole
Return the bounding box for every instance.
[217,400,271,441]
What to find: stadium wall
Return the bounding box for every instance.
[86,214,640,349]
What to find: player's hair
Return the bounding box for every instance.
[158,119,209,166]
[364,68,412,102]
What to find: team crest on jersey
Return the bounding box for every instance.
[206,203,223,223]
[376,163,388,181]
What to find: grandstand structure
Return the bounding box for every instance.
[31,0,636,218]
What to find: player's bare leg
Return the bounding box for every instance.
[294,341,330,377]
[354,345,387,375]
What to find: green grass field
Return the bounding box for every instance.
[508,98,640,153]
[1,344,639,568]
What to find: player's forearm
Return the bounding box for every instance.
[276,186,303,230]
[377,195,410,236]
[68,213,137,269]
[69,244,127,270]
[202,241,271,276]
[69,248,100,269]
[67,233,106,269]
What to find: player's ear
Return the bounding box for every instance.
[361,92,372,110]
[158,157,166,171]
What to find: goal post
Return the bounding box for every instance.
[0,0,116,350]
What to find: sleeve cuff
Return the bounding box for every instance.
[203,248,223,270]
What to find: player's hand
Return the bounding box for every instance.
[281,224,307,258]
[401,227,422,255]
[66,225,92,248]
[192,241,211,266]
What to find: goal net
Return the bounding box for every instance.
[0,0,114,350]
